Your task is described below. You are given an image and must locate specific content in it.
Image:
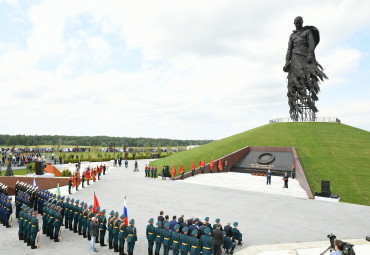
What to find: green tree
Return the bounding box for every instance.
[5,161,13,176]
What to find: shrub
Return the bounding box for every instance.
[5,161,13,176]
[61,169,72,177]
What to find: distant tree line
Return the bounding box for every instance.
[0,134,214,147]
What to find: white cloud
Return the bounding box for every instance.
[0,0,369,140]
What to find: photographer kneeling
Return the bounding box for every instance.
[331,240,344,255]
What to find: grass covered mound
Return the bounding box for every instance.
[150,123,370,206]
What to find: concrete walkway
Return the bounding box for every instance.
[181,172,308,199]
[1,160,370,254]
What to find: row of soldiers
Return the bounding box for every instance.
[15,182,54,218]
[0,193,13,228]
[144,165,158,178]
[62,197,138,255]
[18,204,40,249]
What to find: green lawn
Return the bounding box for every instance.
[150,123,370,206]
[0,168,28,176]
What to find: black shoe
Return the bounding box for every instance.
[109,240,113,249]
[114,244,119,252]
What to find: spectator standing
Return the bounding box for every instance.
[90,217,99,253]
[266,169,272,185]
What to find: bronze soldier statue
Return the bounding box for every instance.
[283,16,328,121]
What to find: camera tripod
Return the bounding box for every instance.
[320,245,334,255]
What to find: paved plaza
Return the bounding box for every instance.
[1,160,370,254]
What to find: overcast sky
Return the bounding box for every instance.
[1,0,369,140]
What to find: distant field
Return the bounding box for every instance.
[151,123,370,206]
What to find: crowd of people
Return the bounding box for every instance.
[1,151,44,167]
[147,211,242,255]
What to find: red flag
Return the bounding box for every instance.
[171,165,176,178]
[72,175,76,188]
[218,160,223,171]
[91,169,96,181]
[199,159,205,168]
[191,161,195,170]
[209,158,214,171]
[93,192,100,213]
[179,165,184,174]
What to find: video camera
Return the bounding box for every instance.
[327,233,336,249]
[342,242,356,255]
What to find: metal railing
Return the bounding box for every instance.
[269,117,341,124]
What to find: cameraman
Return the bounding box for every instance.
[331,240,344,255]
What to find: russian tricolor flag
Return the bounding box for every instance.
[32,176,37,188]
[123,195,128,226]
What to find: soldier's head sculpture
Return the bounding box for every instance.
[294,16,303,29]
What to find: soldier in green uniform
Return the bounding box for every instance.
[99,209,108,246]
[231,222,242,245]
[48,204,56,240]
[179,226,189,255]
[188,229,199,255]
[108,210,115,249]
[26,208,34,246]
[53,206,62,242]
[30,211,39,249]
[223,231,236,254]
[64,197,70,229]
[162,222,172,255]
[118,214,127,255]
[171,224,181,255]
[68,198,74,231]
[23,207,30,244]
[68,177,72,194]
[87,205,93,240]
[200,227,214,255]
[204,217,212,229]
[112,211,120,252]
[213,218,223,231]
[154,221,163,255]
[126,219,137,255]
[43,203,49,235]
[18,205,25,240]
[82,203,89,238]
[146,218,155,255]
[73,199,79,233]
[78,201,84,235]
